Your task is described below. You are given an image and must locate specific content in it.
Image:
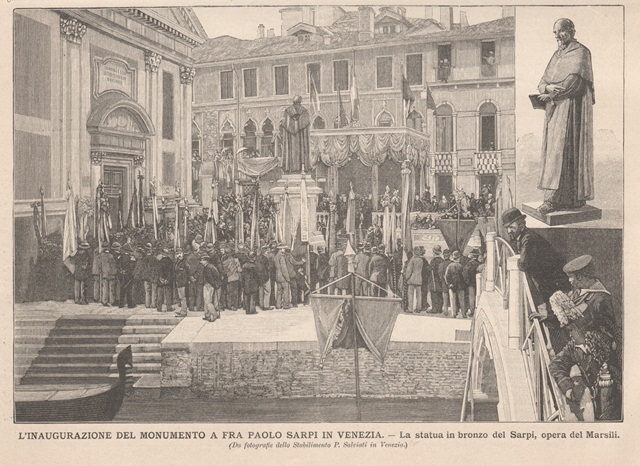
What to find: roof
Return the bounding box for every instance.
[194,15,513,65]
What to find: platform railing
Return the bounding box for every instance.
[493,235,514,299]
[519,270,569,421]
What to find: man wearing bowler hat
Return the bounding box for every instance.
[428,245,444,314]
[438,249,453,316]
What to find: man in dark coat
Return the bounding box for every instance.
[308,246,320,293]
[174,248,191,317]
[285,247,305,306]
[187,243,203,312]
[462,248,482,317]
[404,246,424,313]
[316,246,330,291]
[138,243,157,308]
[419,247,430,312]
[368,246,389,298]
[72,241,91,304]
[428,245,444,313]
[445,250,466,318]
[438,249,453,316]
[114,242,136,309]
[241,251,260,314]
[156,249,174,313]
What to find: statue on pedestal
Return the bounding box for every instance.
[280,96,311,174]
[536,18,595,214]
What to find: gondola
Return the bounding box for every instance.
[14,345,133,423]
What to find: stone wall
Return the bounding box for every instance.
[161,341,469,399]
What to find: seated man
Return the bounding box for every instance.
[548,255,621,421]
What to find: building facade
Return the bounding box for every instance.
[192,6,514,206]
[14,8,207,300]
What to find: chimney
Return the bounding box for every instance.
[459,11,469,28]
[397,6,406,18]
[502,6,515,18]
[424,6,434,20]
[257,24,265,39]
[440,6,453,30]
[280,7,303,36]
[358,6,375,41]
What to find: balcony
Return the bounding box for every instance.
[474,150,502,175]
[432,152,453,173]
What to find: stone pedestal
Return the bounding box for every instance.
[269,174,323,247]
[521,202,602,226]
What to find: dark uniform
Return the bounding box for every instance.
[116,244,136,308]
[241,254,260,314]
[156,250,174,312]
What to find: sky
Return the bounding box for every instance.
[515,6,624,140]
[193,6,503,40]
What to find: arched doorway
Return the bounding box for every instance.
[87,92,155,231]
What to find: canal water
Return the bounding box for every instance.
[113,397,498,423]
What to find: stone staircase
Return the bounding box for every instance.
[14,314,60,385]
[110,315,180,381]
[19,316,127,385]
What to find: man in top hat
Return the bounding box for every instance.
[445,250,466,318]
[549,255,620,420]
[428,245,444,313]
[404,246,424,313]
[274,243,291,309]
[72,241,91,305]
[173,248,191,317]
[462,248,482,317]
[241,251,260,315]
[354,242,371,296]
[156,248,174,312]
[438,249,453,316]
[502,207,570,346]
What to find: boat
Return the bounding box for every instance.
[14,345,133,423]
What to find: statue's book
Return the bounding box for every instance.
[529,94,546,110]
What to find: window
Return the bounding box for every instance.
[261,119,275,157]
[220,120,234,154]
[377,111,393,127]
[274,65,289,96]
[479,102,497,151]
[298,34,311,42]
[243,68,257,98]
[310,7,316,25]
[220,70,234,100]
[437,44,452,83]
[307,63,321,93]
[376,57,393,89]
[407,110,423,131]
[163,152,175,185]
[162,72,174,139]
[313,116,326,129]
[382,25,396,34]
[243,120,257,152]
[435,105,453,152]
[406,54,423,86]
[15,14,51,119]
[481,41,497,77]
[333,60,349,91]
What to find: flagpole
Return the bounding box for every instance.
[350,270,362,422]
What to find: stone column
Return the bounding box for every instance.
[484,231,495,292]
[60,16,87,196]
[145,51,162,195]
[180,66,196,199]
[507,254,522,350]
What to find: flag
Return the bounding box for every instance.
[337,82,348,128]
[309,72,321,115]
[62,183,78,274]
[126,184,139,228]
[117,190,124,231]
[174,199,181,250]
[300,176,309,242]
[402,74,415,117]
[350,70,360,122]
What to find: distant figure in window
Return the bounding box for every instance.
[438,58,451,83]
[484,50,496,66]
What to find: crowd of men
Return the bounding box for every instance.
[411,186,497,218]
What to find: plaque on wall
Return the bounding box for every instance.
[93,57,137,99]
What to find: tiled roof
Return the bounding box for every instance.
[194,16,514,64]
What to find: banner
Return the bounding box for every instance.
[62,183,78,274]
[300,176,309,242]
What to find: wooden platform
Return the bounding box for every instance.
[522,202,602,226]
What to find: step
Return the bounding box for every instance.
[118,334,165,345]
[132,374,162,389]
[14,318,60,327]
[14,326,55,336]
[39,344,118,354]
[14,335,49,345]
[13,344,45,356]
[19,373,113,385]
[27,364,112,375]
[109,362,161,373]
[116,343,161,353]
[54,318,127,327]
[48,326,123,336]
[126,317,182,326]
[112,352,162,363]
[122,325,175,335]
[41,335,121,345]
[35,353,115,364]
